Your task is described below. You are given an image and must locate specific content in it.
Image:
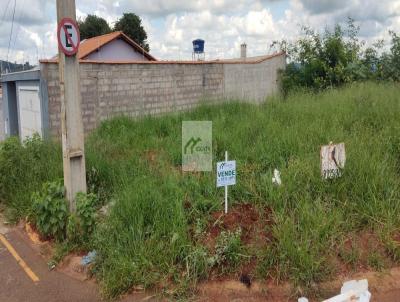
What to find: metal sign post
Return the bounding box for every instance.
[224,151,228,214]
[56,0,87,212]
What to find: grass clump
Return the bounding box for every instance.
[0,135,62,221]
[93,173,190,297]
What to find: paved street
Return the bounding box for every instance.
[0,216,157,302]
[0,229,100,302]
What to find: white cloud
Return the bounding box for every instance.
[1,0,400,65]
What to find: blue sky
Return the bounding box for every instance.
[1,0,400,64]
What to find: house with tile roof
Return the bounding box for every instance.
[52,31,156,62]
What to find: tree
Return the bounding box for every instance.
[114,13,150,51]
[78,15,111,40]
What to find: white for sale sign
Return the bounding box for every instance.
[217,160,236,187]
[321,142,346,179]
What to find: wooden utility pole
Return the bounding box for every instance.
[56,0,87,212]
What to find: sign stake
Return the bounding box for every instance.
[56,0,87,212]
[224,151,228,214]
[217,152,236,215]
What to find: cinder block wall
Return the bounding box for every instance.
[41,53,285,137]
[224,55,285,101]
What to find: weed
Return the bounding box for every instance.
[367,251,386,271]
[212,228,245,271]
[338,242,360,270]
[76,193,97,236]
[31,180,68,241]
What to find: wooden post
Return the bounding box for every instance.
[57,0,87,212]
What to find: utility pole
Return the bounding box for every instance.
[56,0,87,212]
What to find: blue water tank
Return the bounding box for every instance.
[193,39,205,53]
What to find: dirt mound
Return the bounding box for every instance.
[207,203,273,246]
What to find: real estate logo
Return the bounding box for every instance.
[184,137,202,154]
[182,121,212,171]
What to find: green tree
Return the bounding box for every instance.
[113,13,150,51]
[381,31,400,81]
[78,15,111,40]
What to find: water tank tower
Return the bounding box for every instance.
[192,39,205,61]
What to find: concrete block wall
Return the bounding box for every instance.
[224,54,285,102]
[41,53,285,137]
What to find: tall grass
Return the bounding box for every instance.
[0,135,62,221]
[1,82,399,297]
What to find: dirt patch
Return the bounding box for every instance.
[144,149,158,163]
[197,267,400,302]
[57,254,90,282]
[336,231,392,276]
[207,203,273,248]
[25,222,45,244]
[201,203,274,280]
[391,232,400,244]
[197,279,292,302]
[0,212,10,234]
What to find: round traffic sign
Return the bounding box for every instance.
[57,18,80,56]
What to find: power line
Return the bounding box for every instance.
[6,0,16,72]
[1,0,12,25]
[11,0,25,60]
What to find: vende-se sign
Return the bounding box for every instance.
[217,160,236,187]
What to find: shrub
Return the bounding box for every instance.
[32,180,97,243]
[32,181,68,241]
[274,19,400,94]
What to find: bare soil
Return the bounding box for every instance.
[197,267,400,301]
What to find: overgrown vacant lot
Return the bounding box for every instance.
[1,82,400,299]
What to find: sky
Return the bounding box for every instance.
[1,0,400,65]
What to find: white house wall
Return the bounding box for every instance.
[84,39,150,61]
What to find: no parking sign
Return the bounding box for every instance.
[57,18,80,56]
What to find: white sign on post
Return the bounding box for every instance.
[217,152,236,214]
[217,160,236,187]
[321,142,346,179]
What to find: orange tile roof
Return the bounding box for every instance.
[72,31,156,61]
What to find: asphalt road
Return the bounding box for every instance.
[0,230,100,302]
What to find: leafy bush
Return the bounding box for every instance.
[32,181,68,241]
[67,192,97,244]
[31,180,97,243]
